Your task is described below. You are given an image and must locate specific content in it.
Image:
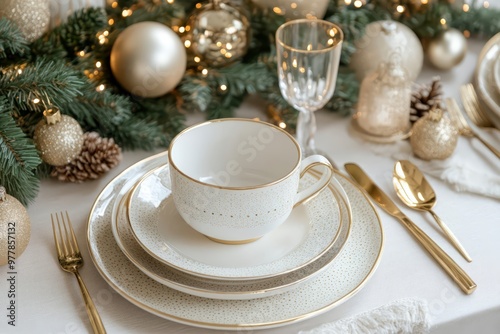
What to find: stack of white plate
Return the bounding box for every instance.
[86,151,383,331]
[474,33,500,128]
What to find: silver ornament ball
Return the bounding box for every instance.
[184,1,250,67]
[0,0,50,42]
[0,189,31,266]
[34,109,84,166]
[110,21,187,98]
[427,28,467,70]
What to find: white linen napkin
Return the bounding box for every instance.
[361,132,500,199]
[299,298,429,334]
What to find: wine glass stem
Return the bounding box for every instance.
[296,109,317,156]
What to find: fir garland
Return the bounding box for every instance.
[0,0,499,205]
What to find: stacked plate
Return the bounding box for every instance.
[474,33,500,128]
[87,151,383,330]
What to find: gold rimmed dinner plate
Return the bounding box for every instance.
[87,151,384,330]
[125,163,345,281]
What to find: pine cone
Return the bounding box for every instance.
[51,132,122,183]
[410,76,443,123]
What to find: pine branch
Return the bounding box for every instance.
[451,5,500,38]
[0,57,85,112]
[0,19,30,60]
[0,99,41,206]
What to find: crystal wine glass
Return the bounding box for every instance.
[276,19,343,159]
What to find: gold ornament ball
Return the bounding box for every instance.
[410,109,459,160]
[350,20,424,81]
[184,1,250,67]
[250,0,329,19]
[0,0,50,42]
[34,109,84,166]
[427,28,467,70]
[110,21,187,98]
[0,188,31,266]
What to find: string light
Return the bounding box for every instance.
[122,9,133,17]
[463,4,470,12]
[111,1,118,8]
[220,84,227,91]
[440,18,447,26]
[353,0,363,8]
[483,1,489,8]
[96,84,105,92]
[201,68,208,76]
[33,98,40,104]
[396,5,405,13]
[95,61,102,68]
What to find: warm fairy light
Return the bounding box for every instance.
[396,5,405,13]
[167,0,174,3]
[108,18,114,25]
[327,38,334,45]
[353,0,363,8]
[216,41,222,47]
[103,31,109,36]
[96,84,105,92]
[78,51,86,57]
[464,30,471,38]
[344,0,352,5]
[224,52,232,58]
[33,98,40,104]
[292,59,297,68]
[421,0,428,4]
[290,2,297,9]
[273,7,283,14]
[220,84,227,91]
[226,43,232,50]
[122,9,133,17]
[195,3,202,9]
[220,48,227,55]
[96,61,102,68]
[440,18,447,25]
[194,56,201,63]
[111,1,118,8]
[279,122,286,129]
[185,25,191,32]
[17,69,22,74]
[178,26,185,33]
[463,4,469,11]
[483,1,490,8]
[307,44,312,51]
[299,67,305,73]
[201,68,208,76]
[184,40,191,48]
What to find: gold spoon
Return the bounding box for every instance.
[393,160,472,262]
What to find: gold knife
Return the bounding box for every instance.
[344,163,476,295]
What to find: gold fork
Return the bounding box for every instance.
[446,97,500,159]
[51,212,106,334]
[460,83,494,128]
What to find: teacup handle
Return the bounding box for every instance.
[293,155,333,207]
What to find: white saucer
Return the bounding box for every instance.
[127,164,344,280]
[87,152,383,330]
[111,172,351,300]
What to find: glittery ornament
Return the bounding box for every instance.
[426,28,467,71]
[355,53,412,140]
[0,186,31,266]
[110,21,187,98]
[410,107,459,160]
[34,107,84,166]
[184,0,250,67]
[0,0,50,42]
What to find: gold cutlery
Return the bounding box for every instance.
[344,163,476,295]
[460,83,494,128]
[51,212,107,334]
[393,160,472,262]
[446,97,500,159]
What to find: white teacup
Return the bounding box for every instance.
[168,118,334,244]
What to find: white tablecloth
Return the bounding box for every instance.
[2,38,499,334]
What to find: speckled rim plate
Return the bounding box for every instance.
[87,151,384,330]
[111,168,351,300]
[474,32,500,128]
[126,163,344,281]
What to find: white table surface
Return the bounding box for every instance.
[2,37,500,334]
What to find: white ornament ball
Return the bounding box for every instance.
[426,28,467,70]
[350,20,424,81]
[251,0,329,19]
[110,21,187,98]
[0,0,50,42]
[0,188,31,266]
